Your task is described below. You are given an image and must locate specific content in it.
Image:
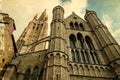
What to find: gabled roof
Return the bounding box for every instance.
[64,12,85,22]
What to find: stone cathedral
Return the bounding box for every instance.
[0,5,120,80]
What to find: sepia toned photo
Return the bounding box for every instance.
[0,0,120,80]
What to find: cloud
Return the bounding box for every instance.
[102,14,113,31]
[102,14,120,44]
[63,0,87,18]
[112,29,120,44]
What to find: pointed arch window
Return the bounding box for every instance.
[81,51,86,63]
[69,34,76,49]
[31,66,39,80]
[38,69,44,80]
[74,22,78,29]
[75,50,79,62]
[85,36,94,50]
[23,69,31,80]
[90,51,96,64]
[94,52,100,64]
[33,26,35,29]
[71,50,75,62]
[77,33,84,49]
[79,23,84,30]
[36,27,39,30]
[70,21,74,29]
[85,36,100,64]
[85,51,90,63]
[69,34,76,62]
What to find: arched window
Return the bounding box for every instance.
[94,52,100,64]
[70,21,74,29]
[36,26,39,30]
[90,51,96,64]
[74,22,78,29]
[77,33,84,48]
[33,26,35,29]
[31,66,39,80]
[69,34,76,49]
[81,51,86,63]
[85,36,94,50]
[79,23,84,30]
[69,34,76,62]
[85,36,100,64]
[75,50,79,62]
[85,51,90,63]
[38,69,44,80]
[71,50,75,62]
[23,69,31,80]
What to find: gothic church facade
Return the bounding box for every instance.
[0,5,120,80]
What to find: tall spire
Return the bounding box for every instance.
[38,9,47,21]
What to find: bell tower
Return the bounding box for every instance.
[44,5,68,80]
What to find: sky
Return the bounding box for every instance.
[1,0,120,44]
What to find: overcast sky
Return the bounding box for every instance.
[1,0,120,44]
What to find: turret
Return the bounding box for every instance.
[85,9,120,79]
[52,5,64,20]
[44,6,68,80]
[85,10,102,28]
[49,5,66,52]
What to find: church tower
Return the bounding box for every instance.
[16,10,48,54]
[44,6,69,80]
